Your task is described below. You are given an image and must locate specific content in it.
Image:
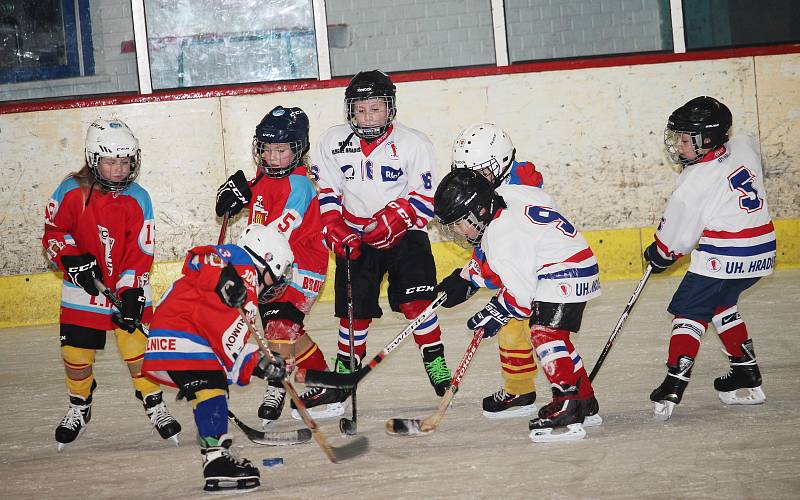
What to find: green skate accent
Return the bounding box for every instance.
[199,435,222,448]
[424,356,452,385]
[335,358,353,374]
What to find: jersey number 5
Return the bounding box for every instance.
[728,166,763,213]
[525,205,577,237]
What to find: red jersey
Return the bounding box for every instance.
[43,178,155,330]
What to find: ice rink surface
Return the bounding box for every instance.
[1,270,798,499]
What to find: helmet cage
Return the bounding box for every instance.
[244,248,293,304]
[252,107,310,178]
[252,138,307,178]
[345,96,396,140]
[663,128,707,166]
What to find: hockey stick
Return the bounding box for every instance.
[339,248,358,435]
[218,212,230,245]
[386,327,485,436]
[295,292,448,389]
[588,264,653,382]
[96,279,309,446]
[237,307,368,463]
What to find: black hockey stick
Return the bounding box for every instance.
[386,327,485,436]
[295,293,448,389]
[96,279,309,447]
[238,307,368,463]
[588,264,652,382]
[339,248,358,436]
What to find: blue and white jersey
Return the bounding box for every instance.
[654,136,776,279]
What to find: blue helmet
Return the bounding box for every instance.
[252,106,310,178]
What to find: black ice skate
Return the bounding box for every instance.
[138,390,181,445]
[528,382,595,443]
[714,339,766,405]
[55,381,97,452]
[258,379,286,427]
[422,343,452,397]
[650,355,693,421]
[482,388,537,419]
[201,434,260,494]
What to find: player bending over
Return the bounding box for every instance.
[646,96,775,420]
[141,224,292,493]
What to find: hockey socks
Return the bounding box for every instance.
[713,305,748,356]
[337,318,369,361]
[667,317,706,366]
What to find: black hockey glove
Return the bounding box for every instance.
[215,265,247,308]
[259,301,305,327]
[643,242,676,274]
[434,268,478,308]
[112,287,146,333]
[215,170,252,217]
[467,296,513,339]
[252,351,287,381]
[61,253,102,296]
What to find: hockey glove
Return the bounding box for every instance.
[215,170,252,217]
[215,265,247,308]
[434,268,478,308]
[252,351,287,381]
[321,211,362,260]
[260,301,305,327]
[467,296,512,339]
[643,242,676,274]
[111,287,146,333]
[361,198,420,250]
[61,253,102,296]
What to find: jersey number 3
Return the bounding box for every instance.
[525,205,577,237]
[728,166,763,213]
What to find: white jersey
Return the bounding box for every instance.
[311,122,437,231]
[469,184,601,311]
[655,136,775,279]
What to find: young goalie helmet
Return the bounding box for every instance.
[434,169,504,247]
[84,118,141,192]
[664,96,732,166]
[237,224,294,303]
[344,69,397,139]
[252,106,310,178]
[451,123,516,185]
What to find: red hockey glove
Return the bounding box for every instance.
[361,198,419,250]
[321,211,361,260]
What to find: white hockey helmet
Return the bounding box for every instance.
[237,224,294,303]
[85,118,141,192]
[451,123,515,184]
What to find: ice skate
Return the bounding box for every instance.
[482,388,537,419]
[290,386,347,420]
[422,344,452,397]
[55,387,95,452]
[258,379,286,428]
[139,391,182,445]
[714,339,766,405]
[201,434,260,494]
[582,394,603,427]
[651,355,693,421]
[528,383,594,443]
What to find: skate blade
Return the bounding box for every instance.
[385,418,430,437]
[582,413,603,427]
[482,403,537,420]
[169,433,180,446]
[261,419,276,429]
[718,386,766,405]
[291,402,345,421]
[204,477,260,495]
[653,400,675,421]
[529,423,586,443]
[56,442,67,453]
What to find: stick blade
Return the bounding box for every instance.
[301,368,361,389]
[385,418,430,437]
[228,411,312,445]
[331,435,369,461]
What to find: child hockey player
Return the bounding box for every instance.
[434,169,601,442]
[215,106,332,424]
[646,96,775,420]
[141,224,292,493]
[43,118,180,451]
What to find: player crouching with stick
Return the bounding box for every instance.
[141,224,293,493]
[433,169,602,443]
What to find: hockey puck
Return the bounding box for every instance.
[262,457,284,467]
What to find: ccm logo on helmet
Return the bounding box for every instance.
[405,285,434,294]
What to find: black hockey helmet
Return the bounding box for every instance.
[664,96,732,166]
[344,70,397,139]
[252,105,310,178]
[434,169,504,246]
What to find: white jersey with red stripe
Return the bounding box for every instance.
[311,122,436,231]
[654,135,775,279]
[468,184,601,314]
